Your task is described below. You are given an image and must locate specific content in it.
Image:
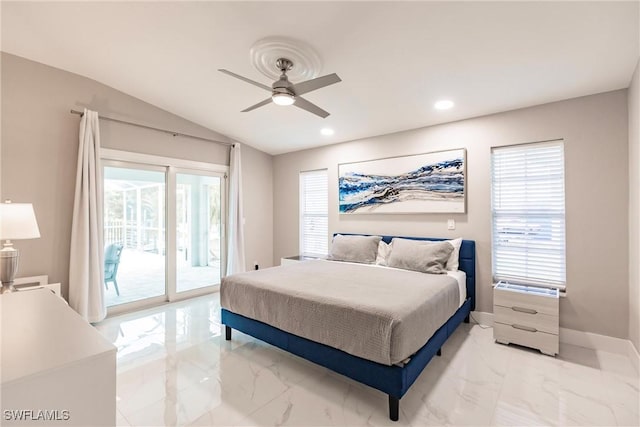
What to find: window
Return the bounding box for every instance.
[300,169,328,256]
[491,140,566,287]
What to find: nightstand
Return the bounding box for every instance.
[493,281,559,356]
[280,255,325,266]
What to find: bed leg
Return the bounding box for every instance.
[388,395,399,421]
[464,314,470,323]
[437,348,442,357]
[225,325,232,341]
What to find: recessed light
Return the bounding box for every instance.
[321,128,334,136]
[434,99,454,110]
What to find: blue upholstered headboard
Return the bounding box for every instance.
[335,234,476,311]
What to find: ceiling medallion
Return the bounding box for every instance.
[250,36,322,82]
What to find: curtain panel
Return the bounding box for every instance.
[69,108,106,322]
[226,143,246,275]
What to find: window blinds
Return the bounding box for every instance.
[300,169,328,256]
[491,141,566,287]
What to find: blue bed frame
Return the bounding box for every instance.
[221,235,476,421]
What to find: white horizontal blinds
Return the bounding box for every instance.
[491,141,566,286]
[300,169,328,256]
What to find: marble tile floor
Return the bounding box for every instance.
[95,293,639,427]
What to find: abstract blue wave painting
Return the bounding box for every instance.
[339,149,466,213]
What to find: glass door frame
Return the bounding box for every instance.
[102,149,228,316]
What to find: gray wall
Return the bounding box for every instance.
[274,90,629,339]
[241,142,274,272]
[1,53,274,298]
[629,58,639,352]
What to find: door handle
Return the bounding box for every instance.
[512,324,537,333]
[512,306,537,315]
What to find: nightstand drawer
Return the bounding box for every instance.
[494,289,558,316]
[494,322,558,356]
[494,305,559,335]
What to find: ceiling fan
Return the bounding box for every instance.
[218,58,341,118]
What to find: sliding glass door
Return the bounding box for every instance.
[103,158,226,310]
[104,164,166,307]
[175,171,223,293]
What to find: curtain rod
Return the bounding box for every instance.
[69,109,234,147]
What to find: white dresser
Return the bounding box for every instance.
[1,289,117,426]
[493,282,559,356]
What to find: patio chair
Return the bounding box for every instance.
[104,243,123,296]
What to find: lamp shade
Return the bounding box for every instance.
[0,203,41,240]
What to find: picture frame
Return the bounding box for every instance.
[338,148,466,214]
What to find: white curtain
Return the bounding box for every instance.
[226,143,246,275]
[69,108,105,322]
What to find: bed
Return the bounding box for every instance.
[221,234,476,421]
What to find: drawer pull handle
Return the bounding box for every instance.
[512,324,537,333]
[512,306,537,315]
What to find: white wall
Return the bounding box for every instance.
[274,90,629,339]
[629,58,640,353]
[0,53,274,297]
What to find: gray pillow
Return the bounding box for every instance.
[329,234,382,264]
[387,238,454,274]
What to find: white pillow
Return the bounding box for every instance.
[445,238,463,271]
[375,241,390,266]
[329,234,382,264]
[387,238,453,274]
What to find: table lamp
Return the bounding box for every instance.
[0,201,41,294]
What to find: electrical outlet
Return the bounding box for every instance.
[447,219,456,230]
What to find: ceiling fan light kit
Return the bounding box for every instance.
[271,58,296,106]
[272,93,295,106]
[219,37,341,118]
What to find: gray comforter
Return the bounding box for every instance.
[220,260,459,365]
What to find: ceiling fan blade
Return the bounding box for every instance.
[293,96,330,118]
[218,69,271,91]
[241,98,273,112]
[291,73,341,96]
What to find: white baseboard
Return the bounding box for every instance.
[629,341,640,374]
[469,311,494,327]
[558,327,631,355]
[471,310,640,371]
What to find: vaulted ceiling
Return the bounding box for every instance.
[2,2,639,154]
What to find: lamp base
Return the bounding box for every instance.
[0,281,16,294]
[0,244,19,294]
